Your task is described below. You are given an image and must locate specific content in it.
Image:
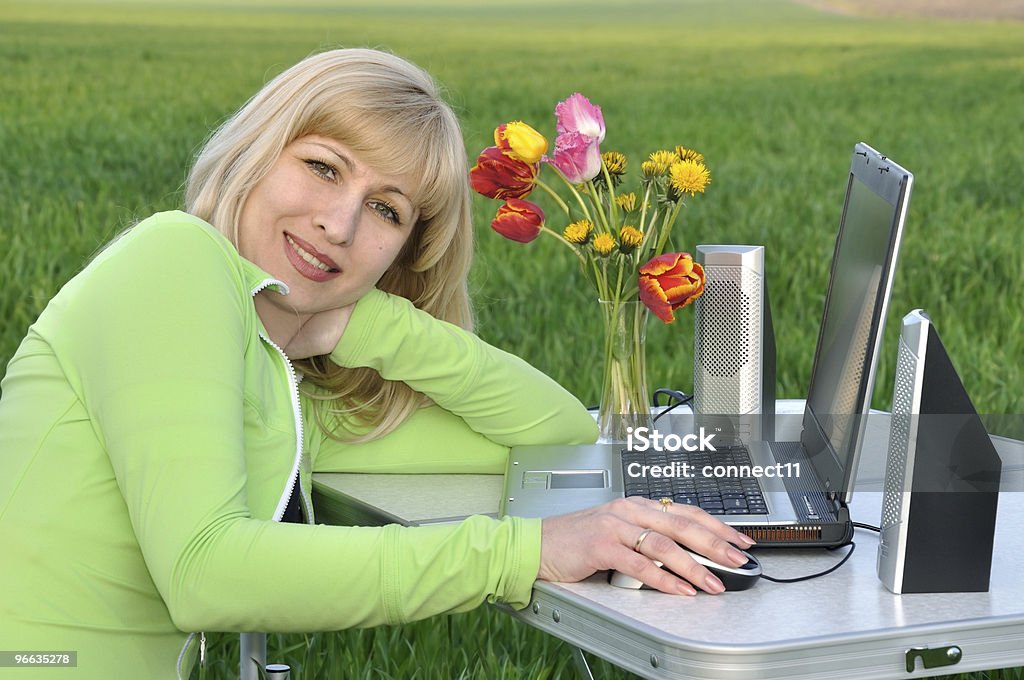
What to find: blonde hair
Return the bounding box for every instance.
[185,48,474,441]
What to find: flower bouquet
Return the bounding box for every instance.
[470,93,709,442]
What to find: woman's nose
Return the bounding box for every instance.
[319,200,359,246]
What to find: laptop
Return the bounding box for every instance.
[501,142,914,547]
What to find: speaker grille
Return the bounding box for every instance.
[881,337,916,530]
[694,264,761,415]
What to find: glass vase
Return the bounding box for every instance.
[597,299,652,443]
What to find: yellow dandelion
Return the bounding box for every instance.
[563,219,594,245]
[674,145,705,164]
[618,226,643,253]
[669,159,711,197]
[646,150,676,176]
[640,160,660,178]
[592,232,616,257]
[602,151,628,176]
[615,192,638,213]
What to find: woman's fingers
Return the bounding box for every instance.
[627,529,721,594]
[610,534,698,595]
[595,517,704,595]
[538,499,754,595]
[614,497,753,568]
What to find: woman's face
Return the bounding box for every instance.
[238,135,419,336]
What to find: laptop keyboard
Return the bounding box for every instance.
[621,445,768,515]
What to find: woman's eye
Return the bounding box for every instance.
[304,159,337,181]
[370,201,401,225]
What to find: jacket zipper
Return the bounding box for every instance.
[176,278,311,680]
[258,330,311,522]
[250,278,311,522]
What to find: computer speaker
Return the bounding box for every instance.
[877,309,1001,594]
[692,245,775,443]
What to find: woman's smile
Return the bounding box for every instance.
[284,231,341,282]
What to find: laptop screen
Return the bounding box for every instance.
[801,143,913,503]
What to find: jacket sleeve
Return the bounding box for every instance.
[56,215,539,632]
[311,288,598,474]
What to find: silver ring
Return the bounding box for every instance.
[633,528,653,552]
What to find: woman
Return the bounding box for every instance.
[0,48,754,678]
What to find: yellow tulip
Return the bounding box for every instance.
[495,121,548,165]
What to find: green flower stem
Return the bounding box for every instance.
[552,172,594,225]
[539,226,587,266]
[584,180,612,234]
[638,183,653,241]
[613,255,625,301]
[640,207,660,263]
[601,162,619,228]
[590,258,606,300]
[654,199,685,256]
[535,179,572,216]
[597,298,651,442]
[598,258,610,300]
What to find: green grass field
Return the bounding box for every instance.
[2,1,1022,678]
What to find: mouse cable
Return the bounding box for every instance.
[760,541,856,584]
[652,388,693,424]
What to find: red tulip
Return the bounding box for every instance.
[492,199,544,243]
[638,252,705,323]
[469,146,538,200]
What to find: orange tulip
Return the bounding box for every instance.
[638,252,705,323]
[492,199,545,244]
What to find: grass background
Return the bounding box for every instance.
[1,0,1022,678]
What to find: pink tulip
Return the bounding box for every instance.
[548,93,606,184]
[555,93,605,142]
[549,131,603,184]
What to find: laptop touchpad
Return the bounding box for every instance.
[523,470,609,489]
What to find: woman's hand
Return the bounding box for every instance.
[281,304,357,360]
[538,497,756,595]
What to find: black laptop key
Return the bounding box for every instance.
[723,498,747,510]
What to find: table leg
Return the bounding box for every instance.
[240,631,267,680]
[572,645,595,680]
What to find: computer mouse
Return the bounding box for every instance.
[609,546,762,591]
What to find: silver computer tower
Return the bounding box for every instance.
[693,245,775,444]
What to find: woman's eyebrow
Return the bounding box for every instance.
[379,185,412,200]
[309,141,355,172]
[308,141,413,201]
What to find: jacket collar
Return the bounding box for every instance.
[239,256,289,299]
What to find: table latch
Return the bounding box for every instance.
[905,645,962,673]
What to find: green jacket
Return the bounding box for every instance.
[0,211,597,678]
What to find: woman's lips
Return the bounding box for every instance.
[283,232,341,283]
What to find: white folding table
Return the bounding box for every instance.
[311,402,1024,679]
